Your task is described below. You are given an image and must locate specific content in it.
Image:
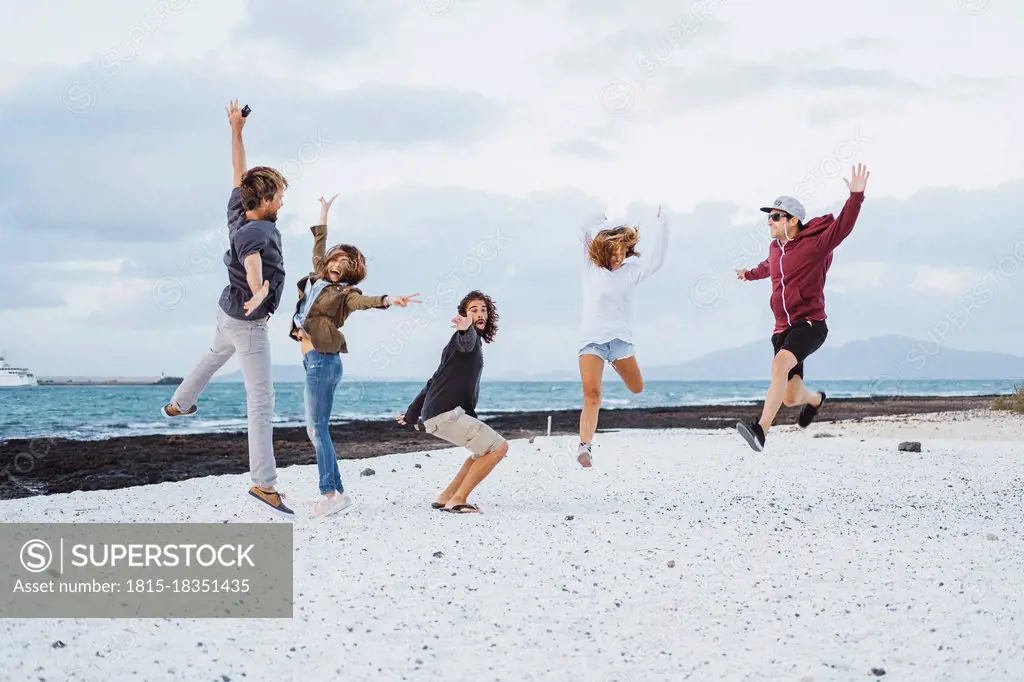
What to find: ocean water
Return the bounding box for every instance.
[0,379,1014,442]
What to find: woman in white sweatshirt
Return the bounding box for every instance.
[576,207,669,467]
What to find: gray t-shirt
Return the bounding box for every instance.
[218,187,286,320]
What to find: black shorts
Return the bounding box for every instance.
[771,320,828,380]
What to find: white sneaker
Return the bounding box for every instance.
[309,492,353,519]
[577,443,593,468]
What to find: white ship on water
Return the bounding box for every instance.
[0,352,38,387]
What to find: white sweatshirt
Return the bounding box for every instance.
[578,210,669,348]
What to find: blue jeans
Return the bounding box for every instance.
[303,350,343,495]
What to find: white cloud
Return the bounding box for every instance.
[0,0,1022,376]
[909,265,984,296]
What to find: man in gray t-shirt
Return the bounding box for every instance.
[161,100,295,519]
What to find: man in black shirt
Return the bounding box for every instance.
[397,291,508,514]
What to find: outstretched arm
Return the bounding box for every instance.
[226,99,247,189]
[818,164,869,252]
[740,258,770,281]
[310,194,337,272]
[635,206,669,283]
[452,322,480,353]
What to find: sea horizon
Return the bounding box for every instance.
[0,378,1014,442]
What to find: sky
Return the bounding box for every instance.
[0,0,1021,380]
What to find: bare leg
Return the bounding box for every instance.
[783,375,821,408]
[578,354,604,445]
[611,355,644,394]
[435,457,474,506]
[758,350,799,434]
[444,442,509,509]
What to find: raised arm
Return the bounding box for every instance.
[454,326,479,353]
[226,99,247,189]
[579,212,608,266]
[817,165,869,252]
[634,206,669,283]
[310,194,337,272]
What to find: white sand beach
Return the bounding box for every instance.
[2,410,1023,682]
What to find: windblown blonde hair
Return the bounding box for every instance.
[587,225,640,270]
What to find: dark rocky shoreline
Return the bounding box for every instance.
[0,395,1000,500]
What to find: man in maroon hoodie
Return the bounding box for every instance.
[734,163,870,452]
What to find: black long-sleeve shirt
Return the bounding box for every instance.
[404,327,483,425]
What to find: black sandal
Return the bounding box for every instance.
[431,502,445,509]
[441,504,481,514]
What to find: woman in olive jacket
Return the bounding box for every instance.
[289,194,420,519]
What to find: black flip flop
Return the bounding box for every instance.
[441,504,481,514]
[430,502,445,510]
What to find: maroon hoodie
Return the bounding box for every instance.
[744,191,865,334]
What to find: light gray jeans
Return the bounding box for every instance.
[171,306,277,488]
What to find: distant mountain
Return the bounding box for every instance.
[642,335,1024,381]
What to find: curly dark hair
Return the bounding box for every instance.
[458,290,498,343]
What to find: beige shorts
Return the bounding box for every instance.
[421,406,506,459]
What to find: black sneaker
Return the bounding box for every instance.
[798,392,826,428]
[736,421,765,452]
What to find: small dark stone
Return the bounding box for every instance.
[565,515,574,521]
[432,551,443,558]
[898,441,921,452]
[667,560,676,568]
[52,641,66,649]
[222,676,231,682]
[871,668,886,676]
[361,468,376,476]
[415,464,422,469]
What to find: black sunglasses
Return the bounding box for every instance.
[768,212,791,222]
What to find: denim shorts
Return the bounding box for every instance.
[578,338,635,363]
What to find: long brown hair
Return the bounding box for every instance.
[587,225,640,270]
[317,244,367,286]
[458,290,499,343]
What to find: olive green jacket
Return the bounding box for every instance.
[287,224,389,354]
